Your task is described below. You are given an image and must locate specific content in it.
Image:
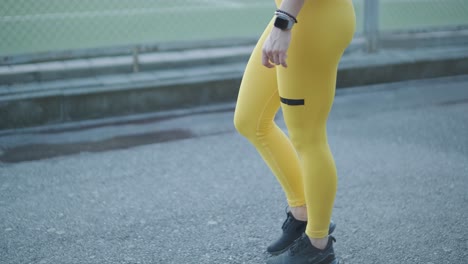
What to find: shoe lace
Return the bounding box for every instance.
[289,235,309,256]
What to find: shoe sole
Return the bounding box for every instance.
[319,255,339,264]
[267,241,295,256]
[268,222,337,256]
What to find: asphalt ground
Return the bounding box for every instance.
[1,75,468,263]
[2,0,468,56]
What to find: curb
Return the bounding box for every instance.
[1,45,468,132]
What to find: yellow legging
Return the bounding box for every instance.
[233,0,356,238]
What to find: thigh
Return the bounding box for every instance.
[277,59,338,133]
[277,0,356,133]
[234,17,281,125]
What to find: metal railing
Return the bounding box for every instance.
[0,0,467,61]
[364,0,380,53]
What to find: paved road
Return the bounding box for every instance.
[1,75,468,263]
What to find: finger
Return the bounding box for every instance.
[273,52,281,65]
[267,50,275,64]
[264,50,274,65]
[280,52,288,68]
[262,50,275,68]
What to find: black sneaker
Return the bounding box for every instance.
[266,233,339,264]
[267,210,336,255]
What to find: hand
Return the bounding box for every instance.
[262,27,292,68]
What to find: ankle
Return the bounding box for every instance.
[309,236,328,250]
[289,205,307,221]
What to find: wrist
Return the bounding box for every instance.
[271,27,289,34]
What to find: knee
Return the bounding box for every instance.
[234,109,273,139]
[233,111,254,138]
[289,134,307,153]
[289,130,326,153]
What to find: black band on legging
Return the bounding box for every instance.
[280,97,305,106]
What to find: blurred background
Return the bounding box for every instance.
[1,0,468,56]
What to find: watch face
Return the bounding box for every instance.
[274,17,289,30]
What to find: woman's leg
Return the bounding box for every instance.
[276,0,356,240]
[234,18,306,208]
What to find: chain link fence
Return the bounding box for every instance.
[1,0,467,58]
[0,0,274,57]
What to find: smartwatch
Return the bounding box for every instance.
[274,14,294,31]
